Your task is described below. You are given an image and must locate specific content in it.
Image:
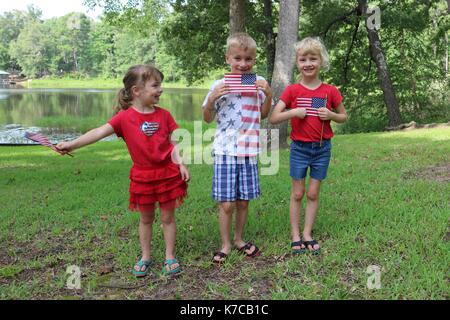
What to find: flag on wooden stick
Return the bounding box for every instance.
[25,132,73,157]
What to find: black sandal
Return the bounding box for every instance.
[303,239,321,255]
[237,242,261,258]
[291,240,306,254]
[213,251,228,264]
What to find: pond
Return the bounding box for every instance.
[0,87,209,144]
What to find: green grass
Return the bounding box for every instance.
[0,127,449,300]
[26,78,212,90]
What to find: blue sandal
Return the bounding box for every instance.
[162,258,182,276]
[132,259,152,277]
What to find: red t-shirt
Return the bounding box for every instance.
[108,106,180,181]
[280,83,343,142]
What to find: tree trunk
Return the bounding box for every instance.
[358,0,402,127]
[73,48,79,72]
[263,0,275,83]
[445,32,448,77]
[229,0,245,34]
[267,0,300,148]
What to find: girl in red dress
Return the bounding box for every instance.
[57,65,189,276]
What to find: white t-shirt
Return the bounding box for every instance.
[202,76,267,157]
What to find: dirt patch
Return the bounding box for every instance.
[90,255,282,300]
[0,246,18,266]
[2,237,285,300]
[405,163,450,183]
[386,121,450,131]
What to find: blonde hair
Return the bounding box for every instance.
[294,37,330,71]
[115,64,164,113]
[226,32,257,54]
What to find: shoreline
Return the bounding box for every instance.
[13,78,212,90]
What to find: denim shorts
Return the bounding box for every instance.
[290,140,332,181]
[212,155,260,202]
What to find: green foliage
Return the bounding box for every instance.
[0,6,42,71]
[161,0,230,84]
[160,0,278,84]
[0,265,24,278]
[302,0,449,132]
[0,0,448,132]
[9,21,52,77]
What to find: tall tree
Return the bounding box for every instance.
[229,0,245,34]
[311,0,405,129]
[9,21,51,77]
[268,0,300,148]
[358,0,402,127]
[0,6,42,71]
[262,0,276,83]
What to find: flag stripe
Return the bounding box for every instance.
[241,92,258,97]
[242,105,259,111]
[241,116,260,124]
[240,129,259,136]
[238,142,260,148]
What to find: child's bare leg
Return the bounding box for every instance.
[290,179,306,250]
[160,208,177,261]
[234,200,253,252]
[303,178,321,250]
[137,209,155,267]
[214,202,234,261]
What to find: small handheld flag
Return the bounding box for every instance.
[25,132,74,157]
[224,73,258,94]
[296,97,327,116]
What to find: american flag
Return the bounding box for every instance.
[224,73,257,94]
[141,121,159,136]
[296,97,327,116]
[25,132,73,157]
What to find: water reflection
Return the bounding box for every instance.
[0,88,207,124]
[0,87,208,144]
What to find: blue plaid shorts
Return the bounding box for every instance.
[212,155,261,202]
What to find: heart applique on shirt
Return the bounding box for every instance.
[141,121,159,136]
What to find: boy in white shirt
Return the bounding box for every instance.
[202,33,272,263]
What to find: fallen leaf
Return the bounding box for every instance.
[99,265,113,275]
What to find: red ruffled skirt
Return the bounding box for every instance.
[128,163,188,213]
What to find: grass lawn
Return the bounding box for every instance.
[0,127,448,300]
[26,78,212,90]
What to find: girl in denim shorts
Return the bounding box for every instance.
[269,37,348,255]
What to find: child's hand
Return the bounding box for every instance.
[208,83,229,105]
[256,80,272,98]
[55,141,74,155]
[318,108,333,121]
[179,164,190,182]
[292,108,307,119]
